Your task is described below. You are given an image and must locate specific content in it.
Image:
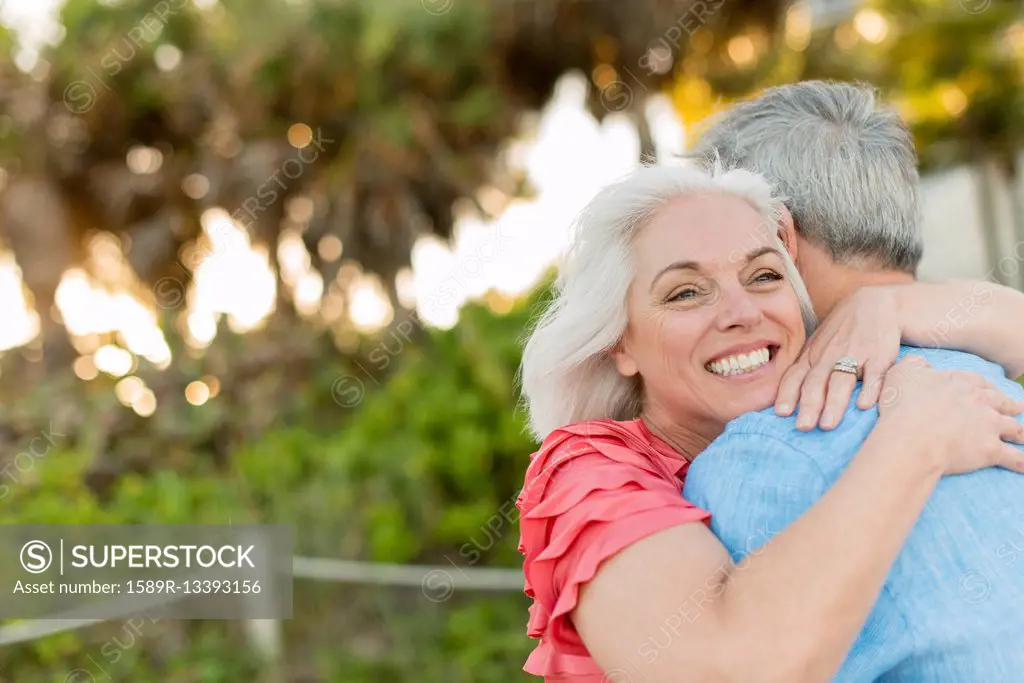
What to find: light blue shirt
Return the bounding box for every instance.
[683,347,1024,682]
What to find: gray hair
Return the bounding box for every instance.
[689,80,923,274]
[519,161,817,440]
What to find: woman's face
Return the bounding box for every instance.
[613,192,807,436]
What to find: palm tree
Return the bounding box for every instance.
[0,0,789,368]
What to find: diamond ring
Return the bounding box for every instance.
[832,356,861,378]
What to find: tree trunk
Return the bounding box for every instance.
[0,176,77,369]
[635,109,656,163]
[1004,156,1024,290]
[974,158,1012,287]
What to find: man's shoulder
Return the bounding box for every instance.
[707,399,879,481]
[684,414,832,562]
[719,403,875,450]
[689,410,829,484]
[720,408,801,441]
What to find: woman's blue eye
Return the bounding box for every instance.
[670,288,701,301]
[752,271,783,284]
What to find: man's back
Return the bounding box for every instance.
[683,347,1024,682]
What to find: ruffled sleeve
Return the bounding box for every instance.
[516,420,711,681]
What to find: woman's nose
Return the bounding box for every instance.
[713,288,764,331]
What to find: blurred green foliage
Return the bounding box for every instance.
[1,0,1022,680]
[1,286,551,682]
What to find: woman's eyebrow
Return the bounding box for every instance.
[649,246,782,292]
[649,260,700,292]
[743,246,782,264]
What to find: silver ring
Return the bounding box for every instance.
[832,356,861,378]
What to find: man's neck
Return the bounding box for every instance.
[814,266,915,319]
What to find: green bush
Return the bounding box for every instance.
[3,281,1018,681]
[2,287,549,682]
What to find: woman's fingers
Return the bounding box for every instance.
[998,416,1024,444]
[775,355,810,417]
[955,372,996,391]
[899,354,931,370]
[795,362,835,431]
[995,444,1024,473]
[781,346,936,428]
[819,371,858,430]
[1006,398,1024,418]
[856,359,887,410]
[985,390,1024,418]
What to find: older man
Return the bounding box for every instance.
[683,81,1024,681]
[694,81,1024,427]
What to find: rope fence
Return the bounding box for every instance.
[0,556,524,650]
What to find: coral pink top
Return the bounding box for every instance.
[516,418,711,682]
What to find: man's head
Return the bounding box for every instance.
[690,80,922,317]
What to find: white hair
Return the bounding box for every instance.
[519,161,817,441]
[689,80,923,274]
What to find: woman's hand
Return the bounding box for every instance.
[775,286,903,431]
[778,279,1024,432]
[877,355,1024,475]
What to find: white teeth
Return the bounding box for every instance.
[706,347,772,377]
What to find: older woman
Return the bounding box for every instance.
[516,162,1024,682]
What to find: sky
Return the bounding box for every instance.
[0,0,688,418]
[0,0,65,70]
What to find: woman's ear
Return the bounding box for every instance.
[774,203,799,264]
[610,340,639,378]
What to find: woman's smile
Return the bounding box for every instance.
[704,341,780,379]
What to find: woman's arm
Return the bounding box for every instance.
[574,358,1024,683]
[776,280,1024,430]
[576,426,935,683]
[894,280,1024,379]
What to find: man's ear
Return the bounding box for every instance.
[610,339,639,378]
[774,202,799,264]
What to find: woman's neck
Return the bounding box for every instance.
[640,412,719,462]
